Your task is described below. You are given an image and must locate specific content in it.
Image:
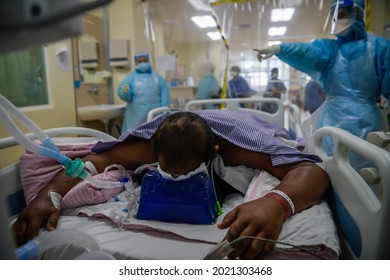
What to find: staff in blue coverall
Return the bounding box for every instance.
[194,60,220,109]
[118,52,170,133]
[254,0,390,157]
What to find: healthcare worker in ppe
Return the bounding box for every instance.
[254,0,390,157]
[194,60,221,109]
[228,65,256,98]
[118,52,170,133]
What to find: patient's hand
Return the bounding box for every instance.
[12,193,60,246]
[217,197,284,259]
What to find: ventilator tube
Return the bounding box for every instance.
[0,94,130,189]
[0,94,69,165]
[15,229,102,260]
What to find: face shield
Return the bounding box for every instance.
[329,0,364,36]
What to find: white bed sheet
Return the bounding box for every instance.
[48,170,340,260]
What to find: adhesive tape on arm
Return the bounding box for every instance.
[48,191,62,211]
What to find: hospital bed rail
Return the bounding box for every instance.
[0,127,116,149]
[147,98,303,143]
[184,97,284,128]
[305,126,390,259]
[287,103,303,139]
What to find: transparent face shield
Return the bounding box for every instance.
[328,1,364,36]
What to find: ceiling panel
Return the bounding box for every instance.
[149,0,332,50]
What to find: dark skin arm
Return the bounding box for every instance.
[215,137,329,259]
[13,136,329,261]
[12,137,156,246]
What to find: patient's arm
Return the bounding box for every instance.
[12,137,156,246]
[216,138,330,259]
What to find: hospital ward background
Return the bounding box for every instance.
[0,0,390,274]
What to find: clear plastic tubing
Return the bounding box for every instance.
[0,94,128,189]
[0,94,68,164]
[15,229,102,260]
[80,171,129,189]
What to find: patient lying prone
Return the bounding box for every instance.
[12,109,330,260]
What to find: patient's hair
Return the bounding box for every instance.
[154,112,215,171]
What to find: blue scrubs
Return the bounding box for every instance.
[304,80,325,113]
[228,76,254,98]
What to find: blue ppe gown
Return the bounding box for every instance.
[195,75,220,109]
[118,68,170,133]
[276,18,390,156]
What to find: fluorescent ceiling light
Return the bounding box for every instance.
[207,32,221,40]
[191,15,216,28]
[268,40,281,46]
[268,27,287,36]
[271,8,295,22]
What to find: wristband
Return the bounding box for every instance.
[265,190,295,220]
[269,189,295,215]
[265,192,291,219]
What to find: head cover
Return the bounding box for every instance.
[230,65,240,73]
[198,60,215,78]
[330,0,365,10]
[134,52,149,65]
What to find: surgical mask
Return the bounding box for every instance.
[136,62,151,73]
[230,71,238,78]
[157,162,209,181]
[271,73,278,79]
[331,18,351,36]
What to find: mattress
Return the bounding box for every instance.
[39,170,340,260]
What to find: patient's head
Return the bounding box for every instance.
[154,112,215,175]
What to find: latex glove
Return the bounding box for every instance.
[253,45,281,62]
[121,84,130,94]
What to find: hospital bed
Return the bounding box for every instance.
[1,98,389,260]
[184,99,390,259]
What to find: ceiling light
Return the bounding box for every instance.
[268,40,282,46]
[207,32,221,40]
[268,27,287,36]
[191,15,216,28]
[270,8,295,22]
